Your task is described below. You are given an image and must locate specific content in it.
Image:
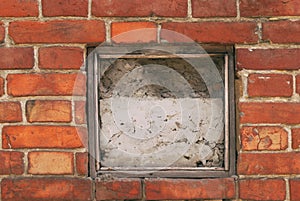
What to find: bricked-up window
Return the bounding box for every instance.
[87,44,235,178]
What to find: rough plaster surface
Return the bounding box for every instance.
[99,57,225,169]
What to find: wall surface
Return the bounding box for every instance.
[0,0,300,200]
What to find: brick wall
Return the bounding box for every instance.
[0,0,299,200]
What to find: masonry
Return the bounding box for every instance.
[0,0,300,200]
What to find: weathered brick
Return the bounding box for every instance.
[239,179,286,200]
[239,102,300,124]
[161,22,258,43]
[0,77,4,96]
[76,152,88,176]
[75,101,86,124]
[296,74,300,95]
[112,22,157,43]
[290,179,300,201]
[1,178,92,201]
[0,102,22,123]
[241,126,288,151]
[9,20,105,44]
[0,151,24,175]
[238,153,300,175]
[28,152,74,175]
[7,73,86,96]
[292,128,300,149]
[0,47,34,69]
[96,179,142,200]
[0,22,4,42]
[240,0,300,17]
[145,178,235,200]
[248,74,293,97]
[263,21,300,43]
[39,47,84,69]
[192,0,236,17]
[0,0,38,17]
[26,100,72,122]
[42,0,88,17]
[92,0,187,17]
[2,126,86,149]
[237,48,300,70]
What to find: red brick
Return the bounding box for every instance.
[263,21,300,43]
[0,22,4,42]
[240,0,300,17]
[76,152,88,176]
[161,22,258,43]
[39,47,84,69]
[7,73,86,96]
[239,102,300,124]
[96,179,142,200]
[0,102,22,123]
[192,0,236,17]
[2,126,86,149]
[112,22,157,43]
[292,128,300,149]
[240,179,286,200]
[248,74,293,97]
[42,0,88,17]
[75,101,86,124]
[237,48,300,70]
[28,152,74,175]
[0,77,4,96]
[290,179,300,201]
[1,178,92,201]
[92,0,187,17]
[145,178,235,200]
[0,151,24,175]
[238,152,300,175]
[26,100,72,123]
[0,0,38,17]
[241,126,288,151]
[296,74,300,94]
[0,47,34,69]
[9,20,105,44]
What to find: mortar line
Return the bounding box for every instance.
[37,0,43,19]
[235,175,240,200]
[141,179,146,201]
[258,21,263,42]
[239,175,300,179]
[23,151,29,175]
[0,96,86,101]
[286,126,293,152]
[73,152,78,176]
[3,21,10,47]
[236,0,240,19]
[33,46,40,72]
[1,148,87,153]
[157,24,161,44]
[92,176,97,201]
[285,178,291,201]
[6,44,87,48]
[71,99,76,124]
[105,20,112,43]
[187,0,192,18]
[2,15,300,22]
[2,72,8,100]
[292,72,298,97]
[88,0,92,19]
[20,100,27,124]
